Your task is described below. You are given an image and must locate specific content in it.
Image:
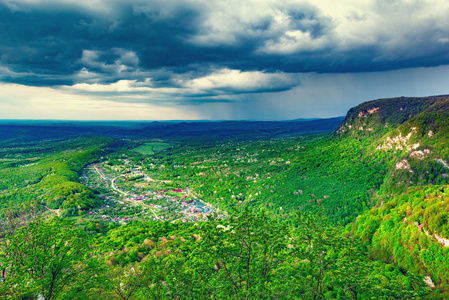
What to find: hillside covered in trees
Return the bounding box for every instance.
[1,95,449,299]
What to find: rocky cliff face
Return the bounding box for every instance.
[337,96,443,138]
[336,95,449,187]
[346,96,449,294]
[374,96,449,187]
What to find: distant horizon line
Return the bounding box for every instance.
[0,116,345,123]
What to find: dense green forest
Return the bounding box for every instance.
[0,137,125,213]
[1,95,449,299]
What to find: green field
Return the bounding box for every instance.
[131,142,171,155]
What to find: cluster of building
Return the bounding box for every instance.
[81,161,221,224]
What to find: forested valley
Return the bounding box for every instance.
[1,95,449,299]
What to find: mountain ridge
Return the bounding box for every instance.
[337,95,447,138]
[342,95,449,294]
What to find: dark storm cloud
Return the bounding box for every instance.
[0,1,205,86]
[1,0,449,100]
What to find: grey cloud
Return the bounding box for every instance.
[1,0,449,103]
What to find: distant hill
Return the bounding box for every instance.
[0,117,344,144]
[128,117,344,141]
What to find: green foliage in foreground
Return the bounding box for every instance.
[1,209,428,299]
[0,218,105,299]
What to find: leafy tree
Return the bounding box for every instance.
[290,212,376,299]
[193,208,291,299]
[0,217,105,299]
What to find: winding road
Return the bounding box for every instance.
[111,176,127,195]
[111,176,159,220]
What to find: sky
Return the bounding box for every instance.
[1,0,449,120]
